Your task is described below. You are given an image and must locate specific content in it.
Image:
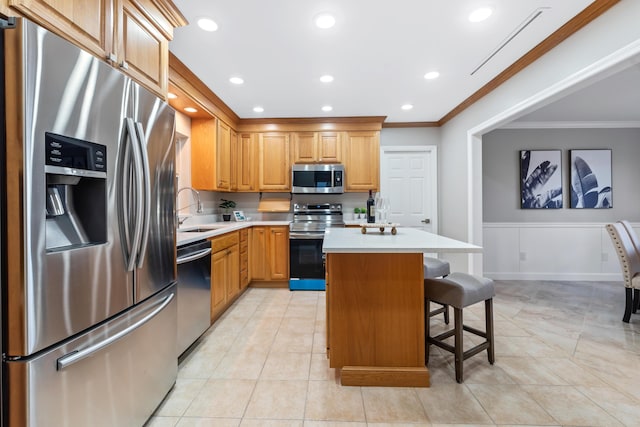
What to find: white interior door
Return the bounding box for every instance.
[380,146,438,232]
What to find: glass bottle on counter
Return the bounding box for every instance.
[366,190,375,223]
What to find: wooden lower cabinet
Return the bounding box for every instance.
[210,231,240,321]
[250,225,289,283]
[239,228,249,289]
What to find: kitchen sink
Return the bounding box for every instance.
[178,225,230,233]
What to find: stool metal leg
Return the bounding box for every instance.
[454,307,463,383]
[485,298,495,365]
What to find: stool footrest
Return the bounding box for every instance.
[463,325,487,339]
[427,337,455,354]
[432,329,455,341]
[463,342,490,360]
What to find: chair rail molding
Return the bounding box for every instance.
[482,222,637,281]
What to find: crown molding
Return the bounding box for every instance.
[500,120,640,129]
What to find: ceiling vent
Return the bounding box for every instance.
[471,7,551,76]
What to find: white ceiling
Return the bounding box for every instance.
[169,0,596,123]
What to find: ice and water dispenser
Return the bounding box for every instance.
[44,132,107,251]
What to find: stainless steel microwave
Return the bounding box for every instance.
[291,163,344,194]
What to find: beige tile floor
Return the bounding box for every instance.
[147,280,640,426]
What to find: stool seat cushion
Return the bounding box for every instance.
[424,273,495,308]
[423,257,451,278]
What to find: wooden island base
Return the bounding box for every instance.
[326,252,430,387]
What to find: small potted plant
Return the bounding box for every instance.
[219,198,236,221]
[353,207,362,220]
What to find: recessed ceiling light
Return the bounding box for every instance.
[229,76,244,85]
[167,92,178,99]
[315,13,336,29]
[184,107,198,113]
[197,17,218,32]
[320,75,334,83]
[401,104,413,111]
[424,71,440,80]
[469,7,493,23]
[321,105,333,112]
[253,106,264,113]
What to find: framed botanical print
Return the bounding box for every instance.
[570,149,612,208]
[520,150,563,209]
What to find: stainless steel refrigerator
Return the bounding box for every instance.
[1,18,177,426]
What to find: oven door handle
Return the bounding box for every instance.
[289,232,325,239]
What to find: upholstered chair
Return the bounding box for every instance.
[606,222,640,322]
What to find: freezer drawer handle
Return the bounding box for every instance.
[177,248,212,265]
[56,292,175,371]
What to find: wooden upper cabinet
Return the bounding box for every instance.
[291,131,341,163]
[343,131,380,192]
[230,129,238,191]
[291,132,317,163]
[216,119,232,191]
[117,0,169,97]
[8,0,112,60]
[318,132,341,163]
[258,132,290,191]
[190,118,217,191]
[7,0,186,97]
[191,117,234,191]
[237,133,257,192]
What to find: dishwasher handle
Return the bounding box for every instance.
[56,292,175,370]
[176,247,212,265]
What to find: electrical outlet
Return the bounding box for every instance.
[520,252,527,261]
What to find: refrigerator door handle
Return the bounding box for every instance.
[56,292,175,370]
[118,119,134,269]
[125,117,145,272]
[134,121,151,268]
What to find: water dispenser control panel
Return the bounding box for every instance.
[45,132,106,173]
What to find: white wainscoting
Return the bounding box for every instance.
[482,222,633,281]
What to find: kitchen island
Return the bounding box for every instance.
[322,227,481,387]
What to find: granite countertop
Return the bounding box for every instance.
[322,227,482,254]
[176,221,290,247]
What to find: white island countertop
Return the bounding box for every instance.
[322,227,482,253]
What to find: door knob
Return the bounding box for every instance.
[421,218,431,224]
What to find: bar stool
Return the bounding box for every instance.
[424,272,495,383]
[424,257,450,324]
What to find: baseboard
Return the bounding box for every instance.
[249,281,289,288]
[485,272,622,281]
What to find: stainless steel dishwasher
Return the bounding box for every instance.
[176,239,212,357]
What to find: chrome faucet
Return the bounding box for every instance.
[177,187,203,226]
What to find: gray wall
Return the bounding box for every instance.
[380,127,440,147]
[483,128,640,222]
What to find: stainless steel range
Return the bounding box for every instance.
[289,203,344,290]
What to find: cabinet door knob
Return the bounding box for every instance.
[106,53,117,63]
[119,61,129,70]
